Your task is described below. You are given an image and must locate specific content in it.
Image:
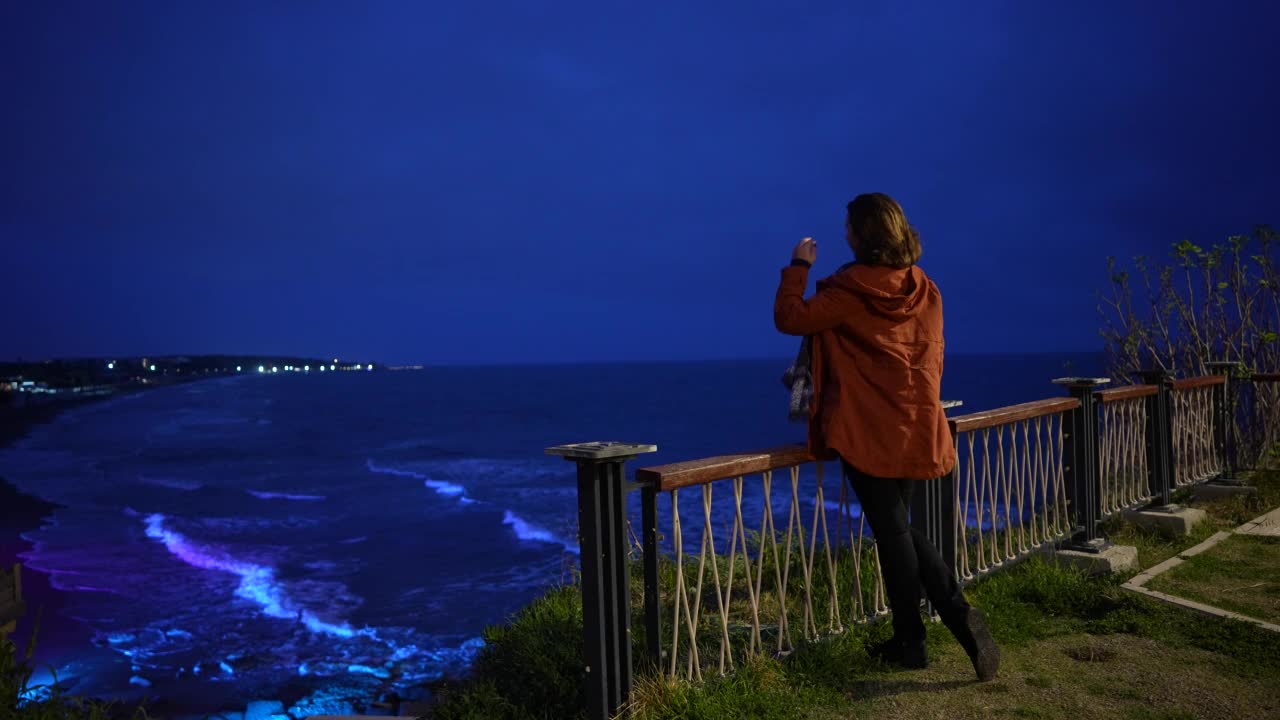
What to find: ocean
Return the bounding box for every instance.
[0,353,1104,716]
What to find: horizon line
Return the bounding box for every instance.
[0,349,1108,369]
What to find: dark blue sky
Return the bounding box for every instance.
[3,1,1276,365]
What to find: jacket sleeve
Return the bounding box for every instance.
[773,265,853,336]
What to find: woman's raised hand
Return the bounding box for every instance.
[791,237,817,264]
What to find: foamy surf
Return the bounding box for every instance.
[138,475,204,491]
[368,459,574,550]
[367,458,473,503]
[142,514,359,639]
[501,510,578,554]
[365,459,424,479]
[247,490,327,501]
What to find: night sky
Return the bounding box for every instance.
[3,2,1277,365]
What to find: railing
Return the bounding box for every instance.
[948,398,1077,583]
[634,447,885,682]
[1170,376,1225,487]
[549,366,1280,720]
[1096,385,1155,514]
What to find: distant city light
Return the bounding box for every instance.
[258,366,265,373]
[304,365,310,371]
[272,367,278,373]
[149,365,156,372]
[330,365,336,371]
[285,365,292,371]
[236,366,242,372]
[366,364,373,371]
[107,362,115,369]
[333,358,338,363]
[320,366,325,372]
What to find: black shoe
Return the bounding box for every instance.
[867,635,928,669]
[953,607,999,681]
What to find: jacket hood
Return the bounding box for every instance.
[820,263,935,321]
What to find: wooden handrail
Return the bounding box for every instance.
[636,400,963,491]
[1252,372,1280,383]
[949,397,1080,434]
[1097,384,1158,403]
[636,444,834,492]
[636,399,1077,490]
[1171,375,1227,391]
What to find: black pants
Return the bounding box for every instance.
[844,462,970,643]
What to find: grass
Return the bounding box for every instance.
[1147,534,1280,623]
[431,553,1280,719]
[1103,465,1280,569]
[430,585,585,720]
[2,628,151,720]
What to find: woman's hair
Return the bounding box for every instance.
[846,193,922,268]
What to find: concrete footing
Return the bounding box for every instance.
[1191,480,1258,502]
[1124,504,1209,537]
[1045,543,1139,576]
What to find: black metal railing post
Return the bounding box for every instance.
[640,483,662,674]
[1139,369,1176,507]
[910,461,958,581]
[546,441,658,720]
[912,401,962,590]
[1206,361,1241,481]
[1053,377,1110,551]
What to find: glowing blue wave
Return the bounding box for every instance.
[367,458,576,553]
[143,514,359,638]
[366,458,479,505]
[502,510,578,554]
[247,490,327,501]
[365,459,469,501]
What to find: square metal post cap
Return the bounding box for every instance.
[1051,377,1111,388]
[545,441,658,460]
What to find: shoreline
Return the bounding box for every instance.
[0,391,118,571]
[0,383,410,719]
[0,384,224,714]
[0,391,126,659]
[0,394,112,704]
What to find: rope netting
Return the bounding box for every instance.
[954,413,1071,583]
[1099,396,1152,513]
[1170,385,1222,487]
[663,463,887,680]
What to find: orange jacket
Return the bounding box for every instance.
[774,262,956,480]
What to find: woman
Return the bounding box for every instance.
[773,192,999,681]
